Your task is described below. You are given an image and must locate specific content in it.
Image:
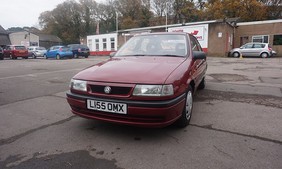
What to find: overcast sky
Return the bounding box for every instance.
[0,0,103,30]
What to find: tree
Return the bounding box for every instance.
[96,0,118,33]
[115,0,152,29]
[204,0,267,21]
[151,0,174,25]
[79,0,98,36]
[259,0,282,19]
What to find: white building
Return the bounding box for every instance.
[87,33,118,55]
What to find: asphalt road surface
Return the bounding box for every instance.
[0,57,281,169]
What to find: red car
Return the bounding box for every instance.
[3,45,29,59]
[67,32,207,128]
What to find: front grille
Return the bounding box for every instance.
[90,85,132,95]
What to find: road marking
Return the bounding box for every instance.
[0,68,82,80]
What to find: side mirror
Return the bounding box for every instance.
[240,47,243,49]
[109,52,116,58]
[192,51,206,60]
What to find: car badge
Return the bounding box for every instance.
[104,86,111,94]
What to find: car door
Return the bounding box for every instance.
[4,46,12,57]
[48,47,57,57]
[189,35,206,87]
[253,43,265,56]
[240,43,254,56]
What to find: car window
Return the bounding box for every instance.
[37,47,46,50]
[253,44,265,48]
[115,34,188,57]
[243,44,253,49]
[62,47,70,51]
[15,46,26,50]
[189,35,202,51]
[79,45,89,49]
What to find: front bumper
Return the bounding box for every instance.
[66,91,186,127]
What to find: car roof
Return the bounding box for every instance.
[135,32,188,37]
[8,45,25,47]
[245,42,268,45]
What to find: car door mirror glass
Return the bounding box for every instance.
[192,51,206,60]
[109,52,116,58]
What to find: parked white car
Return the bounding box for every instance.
[229,43,276,58]
[27,46,47,58]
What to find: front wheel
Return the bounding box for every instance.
[175,86,193,127]
[198,77,205,90]
[9,54,14,59]
[232,52,240,58]
[56,54,60,60]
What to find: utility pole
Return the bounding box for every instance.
[166,2,168,32]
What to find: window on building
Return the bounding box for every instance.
[273,35,282,45]
[95,39,99,51]
[110,38,115,50]
[103,38,107,51]
[252,35,269,43]
[240,36,249,46]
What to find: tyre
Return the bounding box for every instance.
[232,52,240,58]
[9,54,14,59]
[175,85,193,127]
[56,54,60,60]
[198,77,205,90]
[260,52,269,58]
[85,55,89,58]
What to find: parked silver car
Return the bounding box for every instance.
[28,46,47,58]
[229,43,276,58]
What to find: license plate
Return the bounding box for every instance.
[87,99,127,114]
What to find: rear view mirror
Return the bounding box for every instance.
[109,52,116,58]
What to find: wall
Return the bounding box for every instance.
[168,24,209,52]
[9,31,39,47]
[208,22,234,57]
[235,20,282,56]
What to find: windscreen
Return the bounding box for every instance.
[115,34,188,57]
[15,46,26,50]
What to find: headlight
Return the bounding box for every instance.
[70,79,87,92]
[133,84,174,96]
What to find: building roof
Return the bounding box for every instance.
[237,19,282,26]
[0,25,11,45]
[0,25,8,35]
[34,33,62,43]
[118,18,239,33]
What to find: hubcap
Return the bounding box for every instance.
[262,53,267,58]
[185,91,193,120]
[233,52,239,57]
